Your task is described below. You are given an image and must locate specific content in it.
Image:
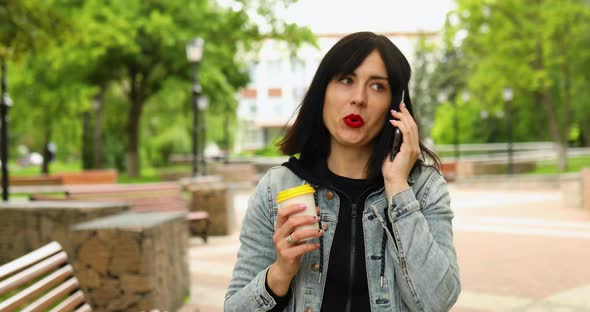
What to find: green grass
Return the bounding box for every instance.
[9,161,82,176]
[9,161,195,184]
[528,155,590,174]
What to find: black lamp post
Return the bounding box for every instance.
[503,87,514,175]
[199,95,208,175]
[186,38,205,177]
[1,60,13,201]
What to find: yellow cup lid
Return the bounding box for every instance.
[276,184,315,203]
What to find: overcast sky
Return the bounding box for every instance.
[275,0,456,33]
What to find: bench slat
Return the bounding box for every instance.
[0,265,74,311]
[0,242,62,280]
[48,290,86,312]
[20,277,79,312]
[0,252,68,296]
[74,303,92,312]
[66,182,180,194]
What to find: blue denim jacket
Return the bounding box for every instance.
[225,165,460,311]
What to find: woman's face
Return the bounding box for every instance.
[323,50,392,151]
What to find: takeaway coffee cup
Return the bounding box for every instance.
[276,184,317,239]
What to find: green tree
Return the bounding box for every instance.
[445,0,590,171]
[73,0,314,176]
[1,0,71,174]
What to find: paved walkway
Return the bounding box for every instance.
[187,185,590,312]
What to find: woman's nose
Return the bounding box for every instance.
[350,84,367,106]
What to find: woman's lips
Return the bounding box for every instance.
[343,114,365,128]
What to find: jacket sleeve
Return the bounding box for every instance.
[225,172,283,311]
[386,168,461,311]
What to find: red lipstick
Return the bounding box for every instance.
[343,114,365,128]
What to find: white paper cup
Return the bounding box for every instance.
[277,184,317,240]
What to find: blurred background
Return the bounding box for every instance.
[1,0,589,311]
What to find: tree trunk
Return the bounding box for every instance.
[560,62,572,172]
[93,85,106,168]
[126,71,144,177]
[81,111,93,169]
[41,129,51,174]
[535,37,568,172]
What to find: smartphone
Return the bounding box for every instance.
[389,90,404,162]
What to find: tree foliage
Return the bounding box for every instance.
[3,0,315,176]
[430,0,590,170]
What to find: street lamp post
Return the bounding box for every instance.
[503,87,514,175]
[186,38,205,177]
[1,60,13,201]
[198,95,208,175]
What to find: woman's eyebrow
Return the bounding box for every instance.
[369,75,389,81]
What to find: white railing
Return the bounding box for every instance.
[431,142,590,163]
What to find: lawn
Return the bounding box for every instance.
[8,161,194,184]
[528,155,590,174]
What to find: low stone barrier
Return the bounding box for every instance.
[71,211,189,312]
[0,201,128,264]
[457,160,536,177]
[183,176,231,235]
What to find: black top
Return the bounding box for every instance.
[266,157,381,311]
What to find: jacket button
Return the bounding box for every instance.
[305,309,313,312]
[311,263,320,271]
[326,191,334,200]
[322,223,329,231]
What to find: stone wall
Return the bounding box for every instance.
[560,173,583,209]
[71,211,189,312]
[457,161,536,177]
[0,201,128,264]
[184,177,231,235]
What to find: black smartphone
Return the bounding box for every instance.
[389,90,404,162]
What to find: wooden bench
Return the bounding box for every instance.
[31,182,211,243]
[54,170,118,185]
[9,175,64,187]
[0,241,92,312]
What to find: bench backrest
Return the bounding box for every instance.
[66,182,187,213]
[9,175,64,187]
[0,242,92,312]
[54,170,118,185]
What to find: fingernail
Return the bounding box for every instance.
[299,203,306,208]
[318,229,324,234]
[313,216,318,220]
[401,103,406,108]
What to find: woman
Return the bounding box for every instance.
[225,32,460,312]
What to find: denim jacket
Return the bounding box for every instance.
[225,165,461,312]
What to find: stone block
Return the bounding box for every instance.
[71,211,189,311]
[78,236,112,274]
[187,178,230,235]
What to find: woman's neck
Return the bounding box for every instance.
[326,144,372,179]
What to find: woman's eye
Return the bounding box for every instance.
[371,83,385,92]
[339,77,353,85]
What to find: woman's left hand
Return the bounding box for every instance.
[382,102,421,200]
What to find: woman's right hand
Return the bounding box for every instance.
[267,203,323,296]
